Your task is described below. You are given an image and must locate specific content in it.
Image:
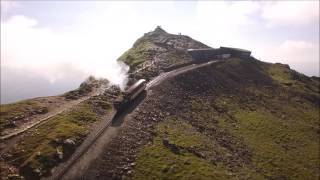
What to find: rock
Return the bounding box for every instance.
[56,148,63,160]
[3,121,17,128]
[184,159,191,165]
[35,107,48,114]
[63,139,76,146]
[130,162,136,167]
[34,168,41,174]
[162,138,180,154]
[162,166,169,173]
[8,174,23,180]
[162,137,170,146]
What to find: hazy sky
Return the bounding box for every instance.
[1,1,319,104]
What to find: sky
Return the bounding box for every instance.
[1,0,319,104]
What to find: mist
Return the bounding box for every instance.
[1,1,318,104]
[1,15,130,104]
[1,66,86,104]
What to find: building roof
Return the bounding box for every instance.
[187,48,216,52]
[220,46,251,53]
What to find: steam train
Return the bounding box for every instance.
[114,79,147,111]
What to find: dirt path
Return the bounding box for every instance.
[0,85,106,141]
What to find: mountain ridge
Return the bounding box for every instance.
[0,27,319,180]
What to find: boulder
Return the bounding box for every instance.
[63,139,76,146]
[162,138,180,154]
[56,148,63,160]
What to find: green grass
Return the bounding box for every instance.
[133,58,319,179]
[217,106,319,180]
[215,85,319,179]
[118,40,156,70]
[267,63,319,95]
[5,100,107,179]
[267,63,292,84]
[0,100,48,130]
[133,119,232,180]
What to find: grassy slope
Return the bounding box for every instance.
[117,38,156,70]
[0,100,48,130]
[0,77,103,131]
[133,119,231,180]
[133,58,319,180]
[3,95,111,180]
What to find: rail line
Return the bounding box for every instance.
[47,112,115,180]
[1,86,106,141]
[48,59,222,180]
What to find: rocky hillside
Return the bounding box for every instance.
[118,26,209,83]
[1,27,319,180]
[0,77,115,179]
[84,33,320,179]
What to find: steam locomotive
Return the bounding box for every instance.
[114,79,147,111]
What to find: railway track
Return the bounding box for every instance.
[47,111,115,180]
[1,86,107,141]
[146,60,218,90]
[48,59,222,180]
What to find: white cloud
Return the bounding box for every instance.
[1,15,130,89]
[1,1,319,104]
[261,1,319,27]
[258,40,319,76]
[1,1,180,90]
[280,40,314,51]
[191,1,264,48]
[195,1,259,26]
[0,0,19,13]
[192,1,319,77]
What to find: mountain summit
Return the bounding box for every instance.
[1,27,319,180]
[152,25,167,34]
[104,27,320,180]
[118,26,209,83]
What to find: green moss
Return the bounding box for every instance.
[7,102,100,179]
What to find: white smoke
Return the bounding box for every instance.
[1,15,130,93]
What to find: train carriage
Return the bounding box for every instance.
[114,79,146,112]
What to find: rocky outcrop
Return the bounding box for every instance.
[118,26,210,83]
